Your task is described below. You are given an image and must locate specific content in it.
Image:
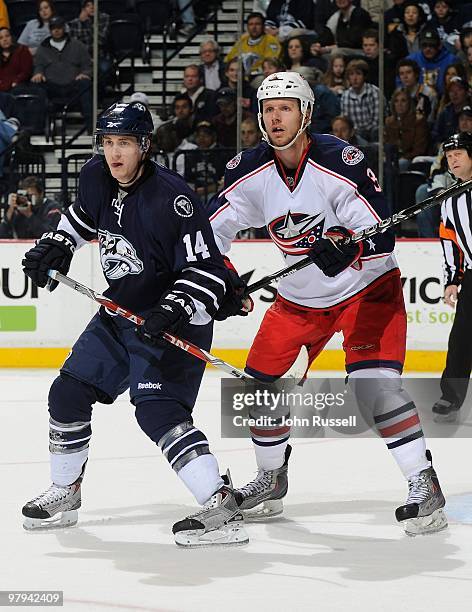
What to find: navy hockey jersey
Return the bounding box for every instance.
[58,156,228,324]
[210,133,398,309]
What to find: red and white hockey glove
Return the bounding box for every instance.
[214,256,254,321]
[308,226,363,277]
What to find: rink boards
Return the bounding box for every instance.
[0,239,452,371]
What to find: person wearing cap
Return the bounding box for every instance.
[415,106,472,237]
[406,26,456,96]
[432,75,471,146]
[211,87,253,148]
[431,131,472,421]
[31,15,93,132]
[186,121,226,201]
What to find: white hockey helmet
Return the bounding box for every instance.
[257,71,315,150]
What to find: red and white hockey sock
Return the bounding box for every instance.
[350,368,429,480]
[250,424,290,470]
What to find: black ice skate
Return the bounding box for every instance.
[395,450,447,536]
[172,471,248,547]
[235,445,291,521]
[22,476,83,531]
[432,399,460,423]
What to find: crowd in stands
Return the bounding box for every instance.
[3,0,472,239]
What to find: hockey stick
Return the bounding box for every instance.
[47,270,308,383]
[244,178,472,296]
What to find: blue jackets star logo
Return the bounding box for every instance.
[268,210,325,255]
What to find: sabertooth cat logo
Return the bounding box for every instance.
[98,230,144,280]
[268,210,325,255]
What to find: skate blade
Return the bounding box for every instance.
[175,522,249,548]
[403,508,448,536]
[433,412,458,423]
[23,509,78,531]
[243,499,284,522]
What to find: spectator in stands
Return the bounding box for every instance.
[0,1,8,29]
[265,0,315,41]
[299,66,341,133]
[323,53,347,96]
[397,58,437,121]
[181,64,217,124]
[307,28,335,73]
[68,0,111,86]
[430,0,461,48]
[221,58,254,110]
[241,115,261,149]
[129,92,161,131]
[325,0,374,54]
[385,0,407,32]
[331,114,368,146]
[0,175,61,239]
[464,46,472,88]
[340,59,379,141]
[416,108,472,236]
[172,93,194,133]
[0,113,19,175]
[0,28,33,92]
[432,76,471,145]
[385,88,429,170]
[187,121,226,201]
[283,36,311,72]
[407,27,456,96]
[177,0,196,37]
[388,1,428,57]
[199,39,224,91]
[455,26,472,62]
[225,12,281,83]
[436,63,468,116]
[211,87,252,148]
[32,16,93,132]
[154,119,197,177]
[362,29,396,99]
[18,0,56,55]
[262,56,284,78]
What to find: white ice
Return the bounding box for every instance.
[1,369,472,612]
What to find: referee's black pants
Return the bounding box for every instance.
[440,270,472,407]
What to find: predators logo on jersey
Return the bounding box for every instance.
[268,211,325,255]
[98,230,144,280]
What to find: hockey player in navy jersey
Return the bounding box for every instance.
[210,72,447,535]
[21,102,248,547]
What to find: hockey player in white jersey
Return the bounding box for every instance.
[210,72,447,535]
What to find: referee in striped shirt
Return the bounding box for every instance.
[433,131,472,421]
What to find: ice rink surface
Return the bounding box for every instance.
[2,368,472,612]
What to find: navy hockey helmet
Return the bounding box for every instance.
[443,131,472,155]
[93,102,154,154]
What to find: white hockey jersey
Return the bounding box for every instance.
[209,133,399,310]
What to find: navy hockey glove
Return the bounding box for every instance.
[214,256,254,321]
[136,291,196,347]
[308,226,363,278]
[22,230,76,291]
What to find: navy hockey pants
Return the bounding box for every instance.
[49,310,213,444]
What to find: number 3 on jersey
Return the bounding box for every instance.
[183,232,210,261]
